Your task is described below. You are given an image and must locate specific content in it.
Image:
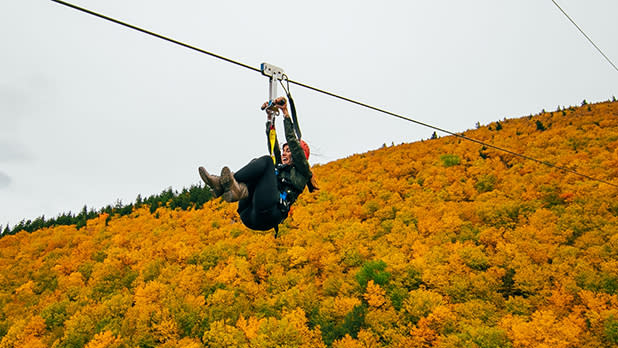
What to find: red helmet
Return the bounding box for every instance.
[300,140,310,160]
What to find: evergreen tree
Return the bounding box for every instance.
[135,194,143,206]
[76,205,88,229]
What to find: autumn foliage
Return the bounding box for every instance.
[1,101,618,347]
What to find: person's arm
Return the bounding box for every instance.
[278,103,310,176]
[276,97,318,192]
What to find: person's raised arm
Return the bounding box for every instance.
[275,97,310,174]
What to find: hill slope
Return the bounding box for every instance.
[1,101,618,347]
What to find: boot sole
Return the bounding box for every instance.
[220,166,235,202]
[220,166,233,191]
[220,167,248,202]
[198,167,209,184]
[199,166,223,197]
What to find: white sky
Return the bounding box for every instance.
[1,0,617,228]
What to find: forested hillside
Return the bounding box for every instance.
[1,101,617,347]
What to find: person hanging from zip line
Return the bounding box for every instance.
[198,96,318,234]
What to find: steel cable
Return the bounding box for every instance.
[551,0,618,73]
[51,0,618,188]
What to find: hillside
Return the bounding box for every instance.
[1,101,617,347]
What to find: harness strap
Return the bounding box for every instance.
[279,76,302,140]
[268,124,277,164]
[287,93,302,140]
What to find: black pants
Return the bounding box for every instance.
[234,156,284,230]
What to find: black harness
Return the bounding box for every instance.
[275,164,302,216]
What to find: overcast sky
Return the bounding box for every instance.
[1,0,617,228]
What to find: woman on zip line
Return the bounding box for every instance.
[199,96,318,233]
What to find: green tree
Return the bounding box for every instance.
[356,260,390,290]
[440,154,461,167]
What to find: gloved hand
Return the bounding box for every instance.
[273,97,289,118]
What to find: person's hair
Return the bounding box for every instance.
[283,141,310,160]
[282,141,319,192]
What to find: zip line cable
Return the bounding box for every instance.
[51,0,618,188]
[550,0,618,73]
[50,0,260,74]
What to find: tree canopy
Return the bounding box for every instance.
[1,100,617,347]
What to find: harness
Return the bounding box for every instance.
[274,164,302,215]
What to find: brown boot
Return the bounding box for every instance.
[220,166,248,202]
[198,166,223,197]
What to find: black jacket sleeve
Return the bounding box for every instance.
[283,117,310,177]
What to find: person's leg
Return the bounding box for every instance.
[233,156,272,184]
[222,156,273,202]
[234,156,282,230]
[239,205,282,231]
[250,160,280,213]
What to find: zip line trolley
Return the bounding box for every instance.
[260,62,302,163]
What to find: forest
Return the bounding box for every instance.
[0,100,617,347]
[1,185,213,236]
